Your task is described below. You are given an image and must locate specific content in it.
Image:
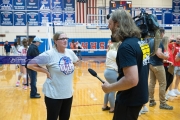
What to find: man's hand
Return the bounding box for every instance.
[102,81,111,93]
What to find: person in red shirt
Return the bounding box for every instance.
[164,38,176,99]
[168,35,180,96]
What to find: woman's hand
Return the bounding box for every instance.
[46,72,52,79]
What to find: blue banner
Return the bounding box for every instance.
[13,0,25,10]
[172,13,180,24]
[0,12,2,26]
[26,0,39,10]
[63,0,75,24]
[39,0,50,11]
[27,11,39,26]
[52,0,63,12]
[0,56,45,64]
[1,11,13,26]
[0,56,27,64]
[172,0,180,25]
[162,8,173,24]
[64,0,74,11]
[64,11,75,24]
[39,11,51,26]
[14,11,26,26]
[52,11,63,25]
[172,0,180,13]
[0,0,13,10]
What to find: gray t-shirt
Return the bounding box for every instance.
[35,48,79,99]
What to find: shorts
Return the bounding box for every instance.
[174,66,180,75]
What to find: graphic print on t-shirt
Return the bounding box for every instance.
[138,41,150,66]
[59,56,74,75]
[22,48,27,56]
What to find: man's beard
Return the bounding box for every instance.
[111,27,121,42]
[111,35,116,42]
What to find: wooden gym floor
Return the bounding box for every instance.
[0,59,179,120]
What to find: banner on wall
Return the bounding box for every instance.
[39,11,51,26]
[0,12,2,26]
[14,11,26,26]
[39,0,50,11]
[64,0,74,12]
[172,13,180,24]
[13,0,25,10]
[27,11,39,26]
[64,0,75,24]
[52,11,63,25]
[172,0,180,13]
[52,0,63,12]
[163,8,172,25]
[64,11,75,24]
[1,11,13,26]
[26,0,39,10]
[172,0,180,25]
[0,0,13,10]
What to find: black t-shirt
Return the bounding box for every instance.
[27,44,40,59]
[116,37,150,106]
[149,39,164,66]
[26,44,40,68]
[4,44,11,52]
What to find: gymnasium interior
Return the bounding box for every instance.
[0,0,179,120]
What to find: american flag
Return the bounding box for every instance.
[76,0,97,23]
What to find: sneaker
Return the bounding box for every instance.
[16,81,20,87]
[141,106,148,113]
[168,90,177,97]
[173,89,180,95]
[149,100,156,107]
[165,94,170,101]
[159,103,173,110]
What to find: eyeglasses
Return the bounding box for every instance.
[57,38,69,41]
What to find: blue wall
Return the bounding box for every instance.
[39,38,110,56]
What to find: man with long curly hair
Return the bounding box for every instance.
[101,9,150,120]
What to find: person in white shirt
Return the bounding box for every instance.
[27,31,79,120]
[16,39,29,90]
[102,38,121,113]
[12,42,20,69]
[11,42,20,56]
